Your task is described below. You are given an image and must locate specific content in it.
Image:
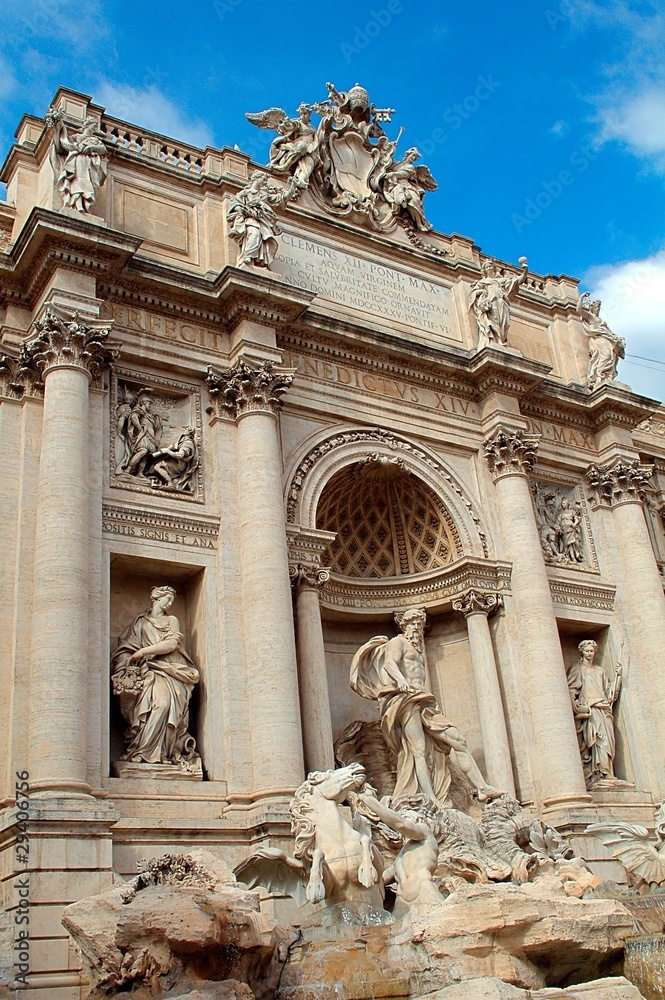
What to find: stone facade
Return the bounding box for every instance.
[1,85,664,997]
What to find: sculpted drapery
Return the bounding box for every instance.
[112,586,200,766]
[567,640,621,787]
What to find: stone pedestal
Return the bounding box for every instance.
[484,429,588,806]
[452,590,515,796]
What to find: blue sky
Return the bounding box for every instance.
[0,0,663,398]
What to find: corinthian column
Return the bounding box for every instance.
[484,429,588,806]
[452,590,515,796]
[586,459,665,769]
[290,564,335,774]
[25,310,118,796]
[207,360,304,792]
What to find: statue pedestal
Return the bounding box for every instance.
[111,759,203,780]
[59,206,107,226]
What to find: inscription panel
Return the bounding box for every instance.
[102,503,218,551]
[272,232,460,342]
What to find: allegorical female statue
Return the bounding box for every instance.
[112,586,201,770]
[567,639,621,788]
[227,171,283,268]
[46,108,109,214]
[468,258,528,347]
[576,293,626,390]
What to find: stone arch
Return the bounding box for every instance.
[285,425,490,560]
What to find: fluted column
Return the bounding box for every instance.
[484,429,588,805]
[290,564,335,773]
[25,310,118,796]
[452,590,515,796]
[207,360,304,792]
[586,459,665,767]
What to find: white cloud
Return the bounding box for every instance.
[94,82,214,148]
[597,87,665,168]
[583,251,665,400]
[549,120,569,138]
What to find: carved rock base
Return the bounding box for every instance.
[111,759,203,780]
[412,977,644,999]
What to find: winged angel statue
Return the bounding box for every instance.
[586,802,665,888]
[246,83,437,232]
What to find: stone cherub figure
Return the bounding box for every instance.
[227,170,284,268]
[350,608,501,808]
[112,586,200,769]
[566,639,621,788]
[245,104,320,197]
[46,107,109,214]
[576,293,626,390]
[468,257,529,347]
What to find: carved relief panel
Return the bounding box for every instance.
[110,369,204,502]
[530,479,597,571]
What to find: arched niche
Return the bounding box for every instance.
[285,426,507,615]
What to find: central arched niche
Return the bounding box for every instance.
[316,455,462,579]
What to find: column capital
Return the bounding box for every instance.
[0,352,43,399]
[206,359,294,420]
[18,309,119,383]
[289,563,331,591]
[483,428,539,481]
[585,457,653,509]
[452,589,503,618]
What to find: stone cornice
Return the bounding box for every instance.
[0,207,142,307]
[206,359,295,419]
[484,428,540,480]
[320,556,512,614]
[468,348,551,399]
[452,589,503,618]
[585,458,654,509]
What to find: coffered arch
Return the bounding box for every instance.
[284,426,491,561]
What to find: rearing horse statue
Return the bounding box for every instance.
[234,762,385,907]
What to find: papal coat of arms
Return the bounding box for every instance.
[246,82,437,233]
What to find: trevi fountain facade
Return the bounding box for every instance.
[0,83,664,999]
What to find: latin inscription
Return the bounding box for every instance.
[101,303,225,353]
[103,521,216,549]
[525,417,595,451]
[281,350,478,418]
[272,233,459,340]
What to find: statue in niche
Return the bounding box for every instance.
[115,385,199,493]
[350,608,501,808]
[45,107,109,214]
[576,293,626,390]
[566,639,621,788]
[111,585,201,772]
[468,257,529,348]
[531,483,585,566]
[227,171,283,268]
[377,147,437,232]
